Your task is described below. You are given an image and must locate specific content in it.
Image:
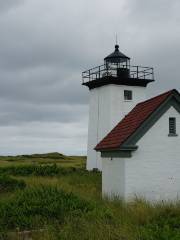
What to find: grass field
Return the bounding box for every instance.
[0,152,86,168]
[0,152,179,240]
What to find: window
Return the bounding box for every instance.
[124,90,132,101]
[169,117,177,136]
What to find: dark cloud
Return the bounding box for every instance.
[0,0,179,155]
[0,68,87,105]
[0,0,24,13]
[0,99,88,126]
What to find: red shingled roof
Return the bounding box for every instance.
[95,89,177,151]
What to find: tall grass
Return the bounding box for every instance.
[0,175,26,193]
[0,185,93,232]
[27,199,180,240]
[0,154,180,240]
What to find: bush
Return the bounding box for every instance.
[0,185,93,231]
[22,152,66,159]
[0,175,26,192]
[137,203,180,240]
[0,164,82,177]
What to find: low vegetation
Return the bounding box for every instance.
[0,153,179,240]
[0,164,80,176]
[0,175,26,193]
[0,186,92,231]
[0,152,86,168]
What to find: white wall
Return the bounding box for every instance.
[86,84,146,170]
[102,157,125,198]
[86,86,111,170]
[125,106,180,201]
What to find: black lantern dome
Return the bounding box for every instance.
[104,44,130,64]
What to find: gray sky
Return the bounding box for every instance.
[0,0,179,155]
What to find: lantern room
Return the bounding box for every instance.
[104,44,130,78]
[82,45,154,90]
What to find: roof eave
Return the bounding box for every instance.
[95,145,138,152]
[98,145,139,158]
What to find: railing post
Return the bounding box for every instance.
[99,66,100,79]
[89,70,90,81]
[137,66,139,79]
[152,68,154,80]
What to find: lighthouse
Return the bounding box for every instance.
[82,45,154,170]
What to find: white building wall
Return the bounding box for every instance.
[102,157,125,198]
[87,86,111,170]
[87,84,146,170]
[102,106,180,201]
[125,106,180,201]
[87,89,99,170]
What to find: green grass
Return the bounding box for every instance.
[0,153,179,240]
[0,164,84,176]
[0,175,26,193]
[0,185,92,231]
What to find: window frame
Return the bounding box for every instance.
[168,117,178,136]
[124,90,133,101]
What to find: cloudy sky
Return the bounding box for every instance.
[0,0,179,156]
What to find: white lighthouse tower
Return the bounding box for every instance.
[82,45,154,170]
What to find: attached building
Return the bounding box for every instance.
[95,89,180,201]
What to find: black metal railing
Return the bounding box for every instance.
[82,64,154,84]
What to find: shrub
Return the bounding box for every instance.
[0,185,93,231]
[0,175,26,192]
[0,164,83,177]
